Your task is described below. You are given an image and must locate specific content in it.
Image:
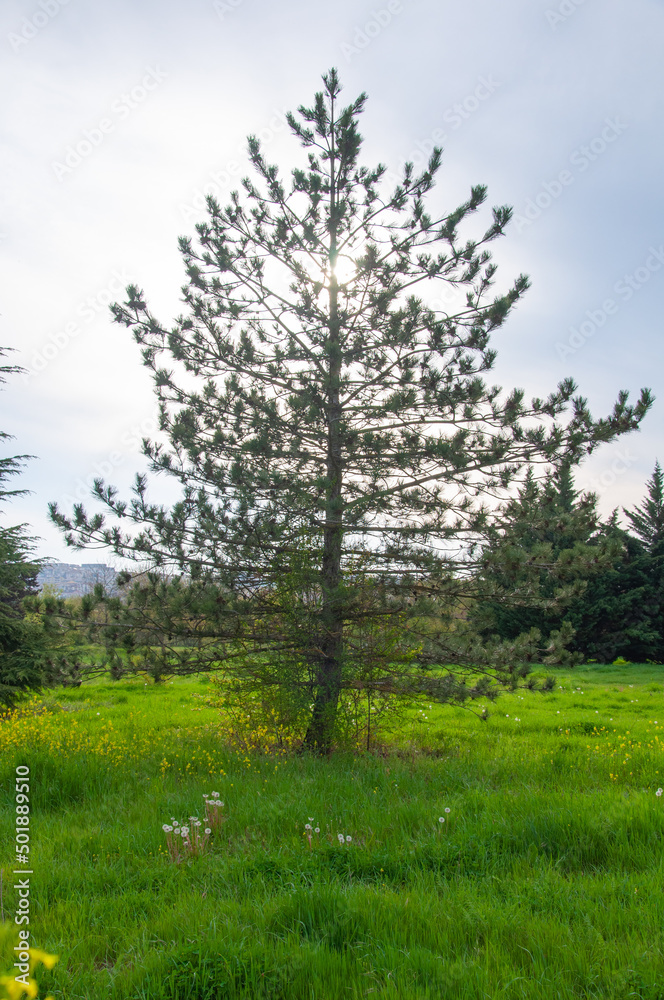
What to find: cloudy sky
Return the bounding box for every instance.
[1,0,663,564]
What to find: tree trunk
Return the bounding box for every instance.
[303,444,343,751]
[302,94,344,754]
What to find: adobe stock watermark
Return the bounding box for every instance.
[21,269,134,382]
[383,75,501,187]
[545,0,587,30]
[579,446,637,495]
[513,117,628,232]
[51,66,168,181]
[179,108,289,223]
[212,0,245,19]
[8,0,71,53]
[341,1,403,62]
[555,246,664,361]
[59,412,160,508]
[13,766,33,991]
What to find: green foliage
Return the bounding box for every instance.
[474,463,664,664]
[0,349,53,706]
[565,525,664,663]
[471,465,609,661]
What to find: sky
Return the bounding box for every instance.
[1,0,663,565]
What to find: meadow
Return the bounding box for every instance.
[1,663,663,999]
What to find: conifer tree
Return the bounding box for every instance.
[566,520,662,664]
[470,464,611,654]
[0,350,49,705]
[50,71,652,750]
[624,461,664,553]
[476,464,664,664]
[572,463,664,663]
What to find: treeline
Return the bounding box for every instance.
[4,461,663,710]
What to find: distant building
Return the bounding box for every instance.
[38,562,118,598]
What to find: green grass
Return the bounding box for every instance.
[2,663,664,998]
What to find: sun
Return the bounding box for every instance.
[330,252,359,285]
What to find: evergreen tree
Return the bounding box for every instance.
[470,465,610,653]
[594,461,664,662]
[570,463,664,662]
[0,350,49,706]
[476,465,664,664]
[624,461,664,553]
[50,72,651,750]
[565,520,662,663]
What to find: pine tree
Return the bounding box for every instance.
[0,350,49,706]
[50,71,652,750]
[595,461,664,662]
[624,461,664,553]
[476,465,664,664]
[566,521,662,663]
[470,464,611,653]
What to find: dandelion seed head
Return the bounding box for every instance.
[439,817,445,823]
[162,824,173,832]
[657,788,663,797]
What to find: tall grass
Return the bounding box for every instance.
[1,664,663,998]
